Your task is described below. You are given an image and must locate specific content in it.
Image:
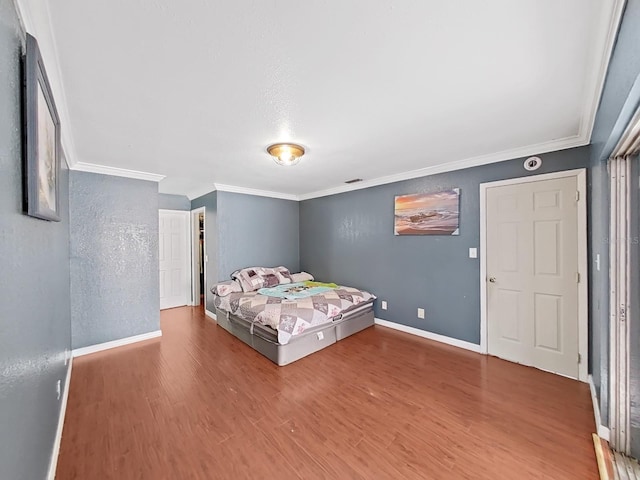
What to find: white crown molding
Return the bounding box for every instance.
[15,0,623,203]
[213,183,299,201]
[374,318,481,353]
[14,0,79,169]
[72,162,165,182]
[12,0,33,34]
[580,0,627,142]
[140,1,628,203]
[184,135,588,202]
[41,0,79,169]
[298,135,587,200]
[185,184,217,201]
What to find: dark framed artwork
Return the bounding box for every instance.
[394,188,460,235]
[23,33,61,222]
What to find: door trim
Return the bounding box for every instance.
[479,168,588,382]
[190,207,206,306]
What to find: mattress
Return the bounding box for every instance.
[214,283,375,344]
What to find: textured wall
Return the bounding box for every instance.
[300,147,588,344]
[588,0,640,426]
[588,159,608,415]
[217,191,300,279]
[69,171,159,349]
[158,193,191,211]
[0,1,72,478]
[190,190,218,312]
[190,190,300,313]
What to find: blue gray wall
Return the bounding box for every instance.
[300,147,589,344]
[69,171,160,349]
[158,193,191,211]
[588,0,640,426]
[217,192,299,280]
[191,190,300,312]
[0,1,72,478]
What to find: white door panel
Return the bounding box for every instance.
[487,177,579,378]
[159,210,190,310]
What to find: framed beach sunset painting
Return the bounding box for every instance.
[394,189,460,236]
[23,34,61,222]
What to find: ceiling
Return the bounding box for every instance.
[25,0,623,199]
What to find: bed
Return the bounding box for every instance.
[212,267,376,366]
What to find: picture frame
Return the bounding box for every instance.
[23,33,61,222]
[394,188,460,235]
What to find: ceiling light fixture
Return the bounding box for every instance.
[267,143,305,166]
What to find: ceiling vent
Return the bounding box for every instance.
[344,178,363,184]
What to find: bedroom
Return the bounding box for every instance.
[1,0,640,478]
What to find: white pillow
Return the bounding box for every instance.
[291,272,314,283]
[212,280,242,296]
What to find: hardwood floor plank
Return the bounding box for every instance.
[56,307,598,479]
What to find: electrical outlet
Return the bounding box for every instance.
[417,308,425,319]
[469,247,478,259]
[381,300,388,310]
[56,380,61,400]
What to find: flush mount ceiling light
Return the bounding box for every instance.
[267,143,305,166]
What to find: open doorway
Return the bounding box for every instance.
[191,207,206,307]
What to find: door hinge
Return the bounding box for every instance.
[575,190,580,202]
[578,353,582,364]
[576,272,580,283]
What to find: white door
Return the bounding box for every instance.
[486,176,579,378]
[159,210,190,310]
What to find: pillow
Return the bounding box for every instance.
[272,266,293,284]
[231,266,293,292]
[291,271,314,283]
[212,280,242,297]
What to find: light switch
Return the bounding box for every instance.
[469,248,478,259]
[381,300,388,310]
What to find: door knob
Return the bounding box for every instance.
[488,277,497,283]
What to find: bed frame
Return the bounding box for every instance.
[214,300,375,366]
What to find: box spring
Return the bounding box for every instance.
[214,300,374,366]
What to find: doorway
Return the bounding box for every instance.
[191,207,206,307]
[480,169,588,381]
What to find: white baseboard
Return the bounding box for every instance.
[588,374,611,441]
[374,318,481,353]
[205,309,217,321]
[47,358,73,480]
[72,330,162,358]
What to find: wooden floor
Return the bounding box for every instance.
[56,307,598,479]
